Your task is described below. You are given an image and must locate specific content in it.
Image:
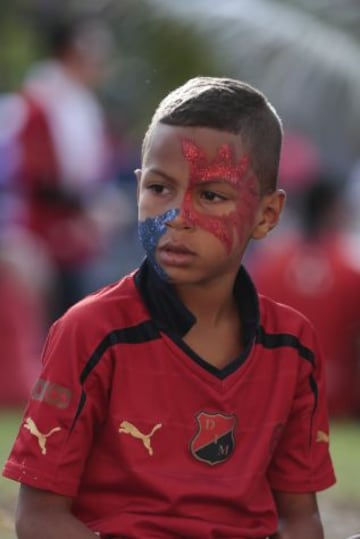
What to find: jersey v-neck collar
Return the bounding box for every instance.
[134,258,260,354]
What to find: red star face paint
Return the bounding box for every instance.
[180,138,260,253]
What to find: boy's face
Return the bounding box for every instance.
[137,123,284,284]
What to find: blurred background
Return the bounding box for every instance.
[0,0,359,537]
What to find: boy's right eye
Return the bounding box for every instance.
[147,183,167,194]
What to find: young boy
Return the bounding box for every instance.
[3,76,335,539]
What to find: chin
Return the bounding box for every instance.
[166,267,216,288]
[158,264,199,285]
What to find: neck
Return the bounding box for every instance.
[174,271,239,326]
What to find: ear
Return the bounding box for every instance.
[251,189,286,240]
[134,169,142,201]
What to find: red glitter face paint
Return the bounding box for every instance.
[180,138,260,252]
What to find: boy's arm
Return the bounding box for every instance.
[270,491,323,539]
[16,485,97,539]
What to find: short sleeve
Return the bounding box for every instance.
[267,323,336,492]
[2,310,111,497]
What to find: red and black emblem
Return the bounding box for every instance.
[190,411,237,465]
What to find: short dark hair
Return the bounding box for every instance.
[142,76,283,194]
[46,19,80,59]
[301,179,341,238]
[46,18,112,61]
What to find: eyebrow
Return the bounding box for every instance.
[146,167,176,183]
[146,167,239,189]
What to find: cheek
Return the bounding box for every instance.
[138,208,178,276]
[195,213,235,253]
[138,209,180,280]
[138,192,157,220]
[179,194,234,253]
[138,209,179,249]
[179,190,258,253]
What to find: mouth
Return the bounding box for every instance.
[159,241,195,254]
[157,242,196,267]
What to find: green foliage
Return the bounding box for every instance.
[0,410,22,497]
[0,410,22,539]
[0,17,40,91]
[326,421,360,502]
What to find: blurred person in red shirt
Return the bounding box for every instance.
[251,178,360,419]
[13,16,116,320]
[0,18,133,404]
[0,230,52,405]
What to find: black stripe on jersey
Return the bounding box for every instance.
[70,321,160,431]
[256,326,315,366]
[308,373,319,445]
[256,325,318,446]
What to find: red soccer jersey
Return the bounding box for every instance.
[3,260,335,538]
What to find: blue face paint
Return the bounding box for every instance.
[138,208,179,280]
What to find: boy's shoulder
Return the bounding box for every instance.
[258,292,316,338]
[38,268,156,383]
[57,269,148,334]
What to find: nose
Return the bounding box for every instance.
[167,211,193,230]
[167,193,195,230]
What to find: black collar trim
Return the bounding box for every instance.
[134,258,260,349]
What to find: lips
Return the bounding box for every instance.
[159,241,195,255]
[157,241,196,267]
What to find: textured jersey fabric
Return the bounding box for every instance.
[3,259,336,538]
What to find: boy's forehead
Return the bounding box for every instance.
[142,123,245,166]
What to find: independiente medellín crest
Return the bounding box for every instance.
[190,411,237,465]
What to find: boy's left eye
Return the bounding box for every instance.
[200,190,227,202]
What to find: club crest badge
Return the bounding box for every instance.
[190,411,237,465]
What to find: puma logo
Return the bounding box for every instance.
[316,430,329,443]
[24,417,61,455]
[119,421,162,456]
